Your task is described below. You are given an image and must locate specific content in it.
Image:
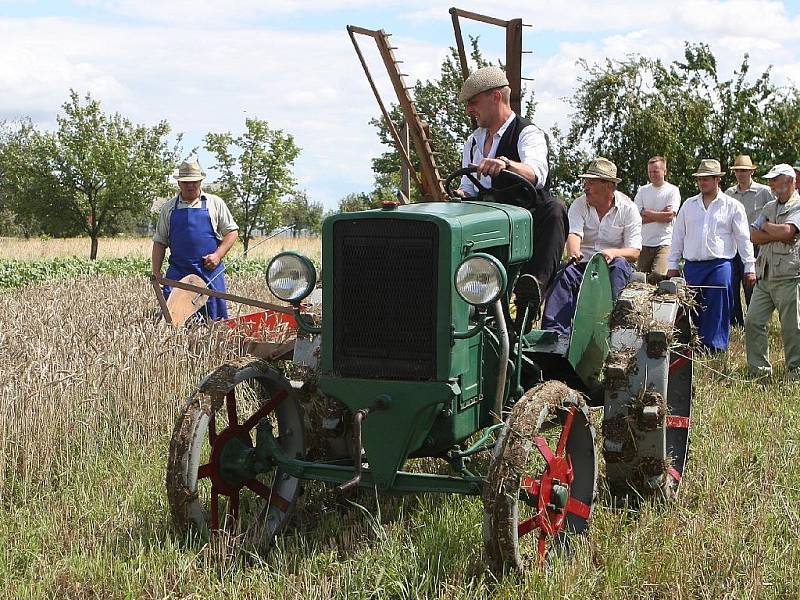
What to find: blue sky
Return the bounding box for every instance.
[2,0,800,209]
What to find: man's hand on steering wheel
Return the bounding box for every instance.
[474,158,508,178]
[443,165,538,203]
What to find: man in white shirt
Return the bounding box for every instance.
[541,157,642,335]
[634,156,681,281]
[724,154,773,326]
[455,66,568,324]
[666,159,756,352]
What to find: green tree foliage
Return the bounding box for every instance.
[0,92,179,258]
[337,192,379,213]
[281,191,323,235]
[205,118,300,253]
[566,43,800,198]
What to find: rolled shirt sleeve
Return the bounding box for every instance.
[517,125,549,189]
[567,196,587,237]
[152,198,174,246]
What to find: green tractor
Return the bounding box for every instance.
[165,168,693,570]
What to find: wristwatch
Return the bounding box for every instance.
[497,156,511,169]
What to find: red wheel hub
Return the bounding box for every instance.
[517,405,592,561]
[195,388,291,532]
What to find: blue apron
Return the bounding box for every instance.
[683,257,733,352]
[163,196,228,320]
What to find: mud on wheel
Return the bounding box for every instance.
[482,381,597,570]
[602,280,693,501]
[166,360,304,551]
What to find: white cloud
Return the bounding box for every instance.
[1,1,799,208]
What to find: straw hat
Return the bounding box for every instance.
[458,66,509,102]
[174,159,206,182]
[692,159,725,177]
[730,155,758,170]
[578,157,621,183]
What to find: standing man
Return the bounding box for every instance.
[745,163,800,381]
[666,159,756,352]
[541,158,642,335]
[793,160,800,193]
[152,159,239,320]
[455,66,568,319]
[634,156,681,282]
[724,155,772,326]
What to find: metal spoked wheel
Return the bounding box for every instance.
[166,361,304,551]
[482,381,597,570]
[603,280,693,501]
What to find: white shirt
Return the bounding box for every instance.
[634,182,682,246]
[568,190,642,261]
[667,191,755,273]
[459,112,548,196]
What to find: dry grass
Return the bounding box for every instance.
[0,235,321,263]
[0,274,798,599]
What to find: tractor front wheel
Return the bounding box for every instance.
[482,381,597,570]
[166,360,305,552]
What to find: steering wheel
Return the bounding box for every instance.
[443,166,538,205]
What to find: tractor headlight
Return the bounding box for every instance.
[266,252,316,303]
[454,253,507,306]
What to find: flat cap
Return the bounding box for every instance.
[458,66,509,102]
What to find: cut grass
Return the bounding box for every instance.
[1,273,798,599]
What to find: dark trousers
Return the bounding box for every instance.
[521,198,569,290]
[541,257,633,335]
[730,250,758,327]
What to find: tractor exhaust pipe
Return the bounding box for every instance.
[493,299,510,421]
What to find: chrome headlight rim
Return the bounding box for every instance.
[266,251,317,304]
[454,253,507,306]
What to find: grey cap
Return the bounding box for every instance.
[458,66,509,102]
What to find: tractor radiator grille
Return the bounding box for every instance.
[332,218,438,380]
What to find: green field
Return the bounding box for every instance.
[1,245,798,599]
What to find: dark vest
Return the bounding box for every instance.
[470,115,552,211]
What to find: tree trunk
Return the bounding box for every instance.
[242,232,249,254]
[90,235,99,260]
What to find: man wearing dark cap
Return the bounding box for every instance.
[455,66,568,325]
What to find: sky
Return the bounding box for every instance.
[1,0,800,209]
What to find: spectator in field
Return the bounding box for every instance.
[666,159,755,352]
[793,160,800,193]
[541,157,642,335]
[151,159,238,320]
[634,156,681,282]
[745,163,800,381]
[724,155,773,326]
[454,66,568,325]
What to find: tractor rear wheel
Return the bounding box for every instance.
[482,381,597,570]
[166,360,304,552]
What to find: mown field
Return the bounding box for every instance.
[1,238,798,599]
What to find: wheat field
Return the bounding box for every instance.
[0,239,798,599]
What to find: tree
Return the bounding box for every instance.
[0,92,179,258]
[205,118,300,253]
[281,191,323,235]
[337,192,378,213]
[565,43,800,198]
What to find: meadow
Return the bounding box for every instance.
[0,237,798,599]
